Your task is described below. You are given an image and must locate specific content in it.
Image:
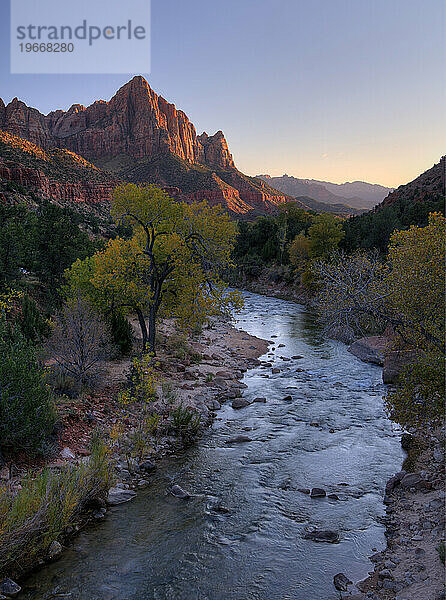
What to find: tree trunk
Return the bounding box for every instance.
[135,308,148,352]
[147,306,156,355]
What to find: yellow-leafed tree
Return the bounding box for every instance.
[66,184,242,353]
[385,212,445,354]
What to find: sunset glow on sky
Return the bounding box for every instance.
[1,0,444,188]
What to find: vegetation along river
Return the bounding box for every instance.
[23,291,405,600]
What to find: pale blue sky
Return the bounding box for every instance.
[1,0,444,187]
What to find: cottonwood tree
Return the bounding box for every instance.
[46,294,112,387]
[315,213,445,353]
[66,184,242,353]
[307,214,345,259]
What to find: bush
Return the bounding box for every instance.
[45,366,79,399]
[46,295,112,388]
[119,353,159,406]
[171,403,201,443]
[0,317,55,455]
[0,434,114,578]
[109,311,133,356]
[17,294,49,343]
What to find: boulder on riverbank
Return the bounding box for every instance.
[382,349,419,383]
[0,578,21,598]
[348,336,386,366]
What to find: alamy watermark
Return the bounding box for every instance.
[11,0,151,74]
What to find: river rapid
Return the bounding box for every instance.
[23,291,404,600]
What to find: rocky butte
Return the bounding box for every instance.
[0,76,295,214]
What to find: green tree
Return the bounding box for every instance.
[0,204,27,289]
[17,294,49,343]
[308,214,345,258]
[288,233,310,269]
[0,317,55,454]
[27,203,96,291]
[384,212,445,353]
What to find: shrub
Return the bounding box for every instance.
[171,403,201,443]
[45,366,79,399]
[46,295,112,388]
[0,434,113,578]
[17,294,49,343]
[109,311,133,356]
[0,317,55,455]
[119,353,159,406]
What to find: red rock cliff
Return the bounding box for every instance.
[0,76,235,170]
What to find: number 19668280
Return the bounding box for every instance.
[19,42,74,52]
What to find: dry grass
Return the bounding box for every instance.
[0,434,114,578]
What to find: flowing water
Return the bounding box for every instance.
[23,292,404,600]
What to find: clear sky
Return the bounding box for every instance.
[0,0,444,188]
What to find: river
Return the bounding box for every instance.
[22,291,404,600]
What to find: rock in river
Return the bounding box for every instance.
[333,572,352,591]
[139,459,156,473]
[310,487,326,498]
[304,529,339,543]
[170,484,191,499]
[232,397,250,409]
[107,487,137,506]
[225,435,253,444]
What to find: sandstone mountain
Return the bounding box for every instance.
[0,130,117,222]
[0,76,294,215]
[257,174,391,210]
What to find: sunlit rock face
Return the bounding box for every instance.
[0,77,295,214]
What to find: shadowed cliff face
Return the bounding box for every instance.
[0,76,235,169]
[379,157,445,207]
[0,77,295,214]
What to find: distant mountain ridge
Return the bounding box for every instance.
[256,174,392,210]
[292,195,363,216]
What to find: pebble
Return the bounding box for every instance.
[46,540,63,561]
[60,447,75,459]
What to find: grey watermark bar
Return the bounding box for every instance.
[10,0,151,74]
